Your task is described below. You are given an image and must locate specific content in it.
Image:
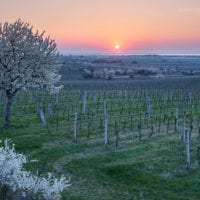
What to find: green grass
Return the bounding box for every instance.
[1,124,200,200]
[1,82,200,199]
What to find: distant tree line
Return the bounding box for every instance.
[82,67,161,80]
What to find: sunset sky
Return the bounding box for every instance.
[1,0,200,55]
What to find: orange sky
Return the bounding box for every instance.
[1,0,200,54]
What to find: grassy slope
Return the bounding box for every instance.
[1,125,200,200]
[1,76,200,199]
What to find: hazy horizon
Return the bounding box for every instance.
[1,0,200,55]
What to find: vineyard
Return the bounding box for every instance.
[1,77,200,199]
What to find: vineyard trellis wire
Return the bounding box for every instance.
[0,81,200,170]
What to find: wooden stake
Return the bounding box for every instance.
[185,129,190,170]
[73,113,77,143]
[104,101,108,149]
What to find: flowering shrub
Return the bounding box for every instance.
[49,85,63,95]
[83,68,116,80]
[0,139,70,199]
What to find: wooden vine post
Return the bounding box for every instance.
[185,129,190,170]
[74,113,78,143]
[104,100,108,149]
[39,109,51,134]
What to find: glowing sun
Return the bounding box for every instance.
[114,44,120,50]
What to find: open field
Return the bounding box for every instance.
[1,76,200,199]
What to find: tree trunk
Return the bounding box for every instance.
[5,94,13,127]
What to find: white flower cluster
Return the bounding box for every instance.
[49,85,63,95]
[0,19,61,95]
[83,68,115,79]
[0,139,70,199]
